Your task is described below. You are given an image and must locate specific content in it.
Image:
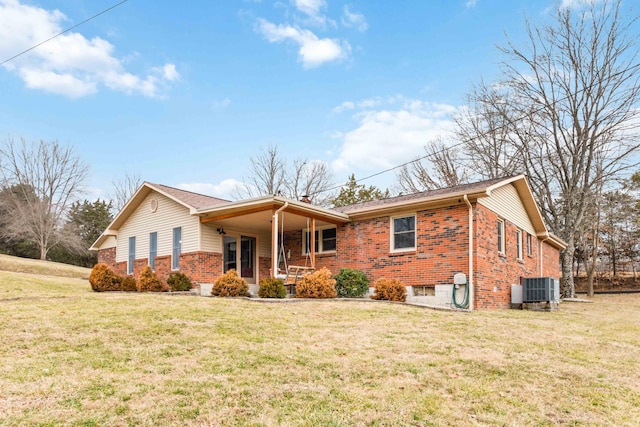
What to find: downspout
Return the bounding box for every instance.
[463,195,474,311]
[272,202,289,277]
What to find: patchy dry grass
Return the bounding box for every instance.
[1,272,639,426]
[0,254,91,279]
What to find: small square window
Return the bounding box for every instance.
[392,215,416,251]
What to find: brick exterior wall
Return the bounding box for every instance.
[541,240,561,278]
[179,251,223,284]
[97,249,224,286]
[97,247,116,266]
[285,205,471,288]
[473,204,560,309]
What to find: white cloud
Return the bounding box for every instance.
[332,100,458,173]
[212,97,231,110]
[177,179,243,200]
[293,0,326,17]
[161,64,180,81]
[0,0,178,98]
[341,5,368,32]
[560,0,601,8]
[332,95,400,113]
[465,0,478,8]
[256,18,349,68]
[333,101,355,113]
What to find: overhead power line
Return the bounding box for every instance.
[0,0,129,67]
[314,64,640,198]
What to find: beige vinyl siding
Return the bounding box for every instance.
[258,231,272,258]
[99,235,117,250]
[200,223,222,252]
[116,192,200,263]
[478,184,536,235]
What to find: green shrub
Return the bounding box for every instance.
[212,269,249,297]
[120,275,137,292]
[167,272,192,292]
[372,278,407,302]
[258,277,287,298]
[89,263,121,292]
[296,267,337,299]
[137,265,167,292]
[334,268,370,298]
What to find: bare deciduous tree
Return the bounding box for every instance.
[456,83,526,179]
[0,138,89,260]
[395,139,469,193]
[286,159,335,206]
[235,145,286,199]
[237,145,335,206]
[109,171,142,213]
[465,0,640,297]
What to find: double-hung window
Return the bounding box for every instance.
[172,227,181,270]
[526,233,532,256]
[516,229,523,260]
[392,215,416,251]
[497,219,505,254]
[303,227,337,254]
[149,232,157,270]
[128,236,136,275]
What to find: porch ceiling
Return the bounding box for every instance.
[197,195,350,235]
[200,208,339,235]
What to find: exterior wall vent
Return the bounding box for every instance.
[522,277,559,303]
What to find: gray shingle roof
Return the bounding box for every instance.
[334,176,516,214]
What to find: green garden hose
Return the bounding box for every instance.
[452,281,469,309]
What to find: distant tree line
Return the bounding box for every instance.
[0,138,114,267]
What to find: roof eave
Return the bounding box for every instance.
[197,195,350,223]
[345,189,490,218]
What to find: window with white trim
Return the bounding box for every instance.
[172,227,181,270]
[516,229,523,260]
[303,226,337,254]
[392,215,416,251]
[526,233,532,256]
[497,219,505,253]
[128,236,136,275]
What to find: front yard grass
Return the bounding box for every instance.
[1,270,639,426]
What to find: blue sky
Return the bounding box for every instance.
[0,0,625,200]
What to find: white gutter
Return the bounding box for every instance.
[463,195,474,311]
[272,202,289,277]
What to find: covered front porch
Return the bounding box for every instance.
[197,196,349,294]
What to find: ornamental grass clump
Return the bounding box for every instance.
[137,266,168,292]
[120,275,137,292]
[258,277,287,298]
[212,269,249,297]
[296,267,337,299]
[334,268,370,298]
[167,272,192,292]
[89,263,121,292]
[372,278,407,302]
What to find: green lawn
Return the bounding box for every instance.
[1,270,639,426]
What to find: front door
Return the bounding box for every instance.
[223,235,257,284]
